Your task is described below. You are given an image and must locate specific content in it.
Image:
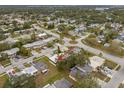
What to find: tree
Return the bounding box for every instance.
[0,34,7,41]
[57,24,66,32]
[0,43,11,52]
[31,31,36,41]
[43,22,47,27]
[12,20,17,26]
[57,50,88,71]
[71,36,76,41]
[47,42,53,48]
[59,33,64,40]
[4,74,36,88]
[0,53,9,61]
[57,46,61,54]
[13,41,23,49]
[47,23,55,29]
[75,75,100,88]
[18,47,31,57]
[23,22,31,29]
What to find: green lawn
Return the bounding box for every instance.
[0,59,11,67]
[92,71,107,81]
[69,40,78,44]
[0,74,9,88]
[33,56,72,87]
[13,67,21,72]
[103,60,118,70]
[23,63,32,67]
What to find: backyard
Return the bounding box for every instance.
[33,56,73,87]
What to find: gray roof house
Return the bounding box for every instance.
[1,48,19,56]
[23,37,55,49]
[33,62,48,73]
[43,78,72,88]
[54,78,73,88]
[69,64,93,81]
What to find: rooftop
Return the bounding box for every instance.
[22,66,38,75]
[89,56,105,69]
[33,62,48,72]
[54,78,72,88]
[23,37,55,48]
[1,48,19,56]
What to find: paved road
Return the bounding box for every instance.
[1,25,124,87]
[102,66,124,88]
[64,38,124,88]
[34,26,124,88]
[0,46,55,74]
[44,28,124,88]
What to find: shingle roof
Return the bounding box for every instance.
[1,48,19,56]
[54,78,72,88]
[33,62,48,71]
[70,64,92,79]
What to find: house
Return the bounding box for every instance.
[22,66,38,76]
[33,62,48,73]
[44,78,72,88]
[68,31,77,36]
[23,37,55,49]
[43,84,56,88]
[95,8,109,11]
[55,43,69,52]
[117,34,124,42]
[49,54,58,64]
[69,64,92,81]
[54,78,73,88]
[0,37,18,45]
[1,48,19,57]
[37,33,47,39]
[89,56,105,71]
[73,47,81,54]
[74,25,86,34]
[69,20,76,24]
[104,43,110,48]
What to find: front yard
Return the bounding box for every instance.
[0,59,11,67]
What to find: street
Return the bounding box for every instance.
[1,26,124,88]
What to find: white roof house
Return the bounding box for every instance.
[22,66,38,75]
[89,56,105,70]
[37,33,47,38]
[43,84,56,88]
[49,54,58,64]
[1,48,19,56]
[23,37,55,49]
